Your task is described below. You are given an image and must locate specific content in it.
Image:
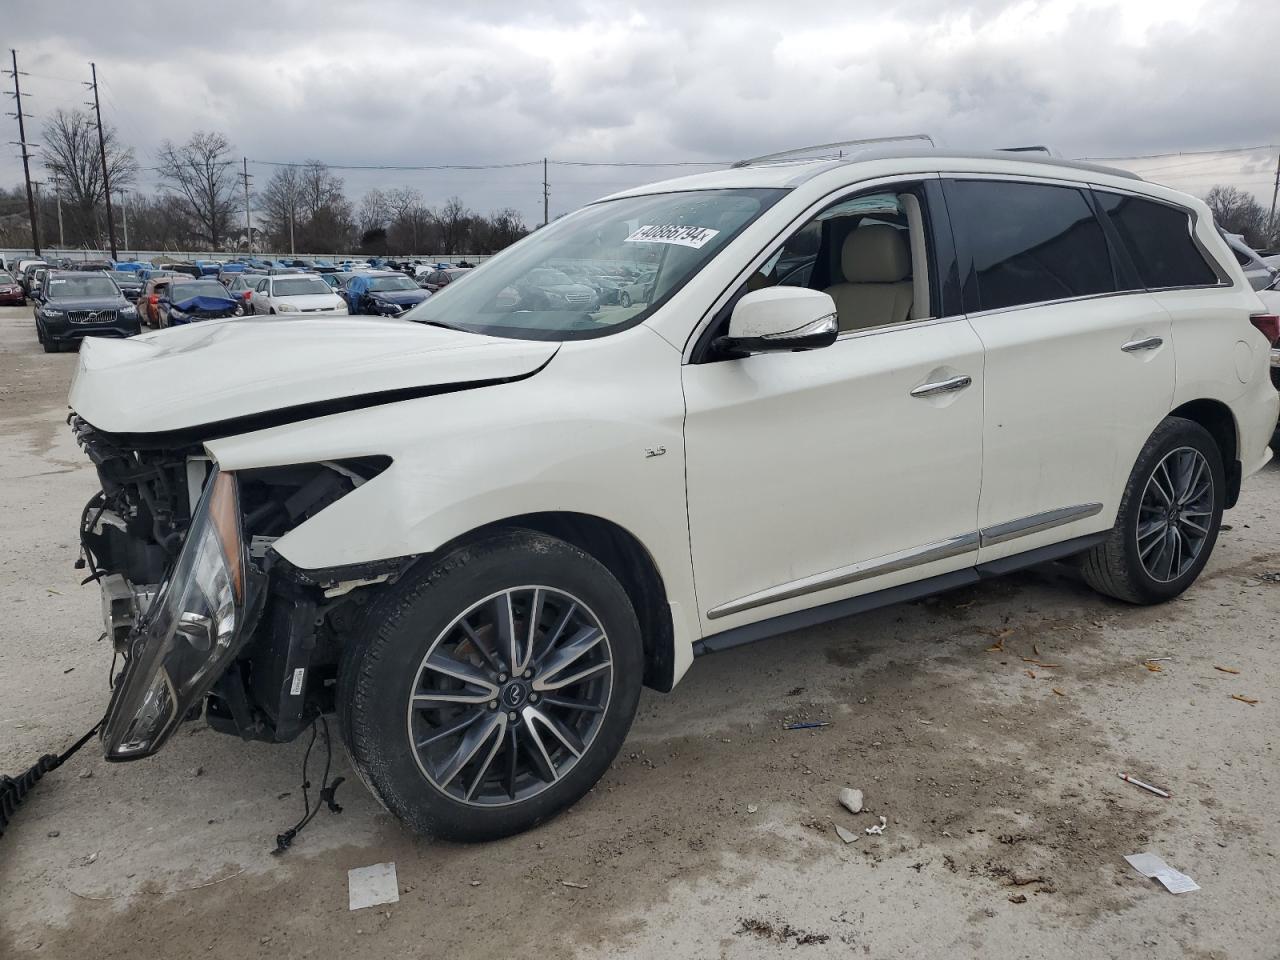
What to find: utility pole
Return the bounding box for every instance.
[119,189,128,251]
[1269,149,1280,237]
[85,62,118,260]
[53,174,64,247]
[241,157,252,252]
[5,49,41,256]
[542,157,549,226]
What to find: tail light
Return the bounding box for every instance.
[1250,314,1280,345]
[149,294,158,305]
[243,291,252,300]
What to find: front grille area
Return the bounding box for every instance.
[564,292,591,303]
[69,309,118,325]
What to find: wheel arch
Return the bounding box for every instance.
[1169,398,1241,507]
[438,511,678,693]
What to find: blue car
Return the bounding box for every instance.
[344,271,431,316]
[156,278,239,327]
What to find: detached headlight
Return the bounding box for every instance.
[277,302,299,313]
[101,469,264,759]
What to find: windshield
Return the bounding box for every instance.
[367,276,418,292]
[171,281,231,301]
[46,275,119,298]
[0,271,13,283]
[273,277,333,297]
[402,188,784,340]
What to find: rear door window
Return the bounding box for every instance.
[1091,191,1219,289]
[945,179,1116,312]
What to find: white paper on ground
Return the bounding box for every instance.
[1124,853,1199,894]
[349,862,400,910]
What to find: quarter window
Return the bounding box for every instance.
[1092,191,1219,289]
[947,180,1115,312]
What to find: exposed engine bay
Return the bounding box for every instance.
[71,414,407,752]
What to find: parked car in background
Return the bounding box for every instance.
[17,260,49,295]
[112,261,147,273]
[418,267,471,293]
[0,269,25,305]
[345,271,431,316]
[107,270,145,303]
[155,279,241,327]
[139,275,183,327]
[224,273,260,314]
[318,271,356,295]
[1222,232,1280,292]
[28,267,51,303]
[34,270,139,351]
[248,273,348,315]
[514,266,599,311]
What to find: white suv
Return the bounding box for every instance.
[68,141,1278,841]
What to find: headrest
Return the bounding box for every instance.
[841,224,910,283]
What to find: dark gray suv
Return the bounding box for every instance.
[34,271,141,353]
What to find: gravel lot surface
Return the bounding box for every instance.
[1,304,1277,959]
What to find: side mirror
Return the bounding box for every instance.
[718,287,839,354]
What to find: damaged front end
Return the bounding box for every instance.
[73,416,406,760]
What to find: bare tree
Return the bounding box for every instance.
[1204,185,1268,248]
[436,195,472,253]
[258,165,303,250]
[40,108,137,246]
[155,132,239,247]
[358,188,390,234]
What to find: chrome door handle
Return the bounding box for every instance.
[910,375,972,398]
[1122,336,1163,353]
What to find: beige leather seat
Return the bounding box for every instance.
[823,224,913,332]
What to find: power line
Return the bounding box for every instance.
[1080,144,1279,162]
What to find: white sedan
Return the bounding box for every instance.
[248,274,348,315]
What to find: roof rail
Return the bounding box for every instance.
[732,134,936,168]
[997,145,1054,155]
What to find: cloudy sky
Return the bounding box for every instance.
[4,0,1278,226]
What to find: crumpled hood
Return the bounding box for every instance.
[69,313,558,435]
[173,294,237,312]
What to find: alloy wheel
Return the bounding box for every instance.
[1136,446,1214,583]
[406,586,614,807]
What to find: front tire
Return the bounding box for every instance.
[338,530,643,841]
[1081,417,1224,604]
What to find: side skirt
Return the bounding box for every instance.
[691,532,1106,657]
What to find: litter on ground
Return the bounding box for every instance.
[348,862,399,911]
[865,816,887,836]
[1117,773,1171,798]
[1231,694,1259,705]
[834,825,858,844]
[1124,852,1199,894]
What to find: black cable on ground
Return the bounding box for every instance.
[0,720,102,839]
[272,712,344,855]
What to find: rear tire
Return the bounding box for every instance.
[1081,417,1224,604]
[338,529,643,841]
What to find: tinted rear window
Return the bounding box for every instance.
[947,180,1116,312]
[1092,191,1219,289]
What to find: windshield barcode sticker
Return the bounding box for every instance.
[624,224,720,249]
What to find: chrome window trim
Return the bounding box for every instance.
[682,173,943,363]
